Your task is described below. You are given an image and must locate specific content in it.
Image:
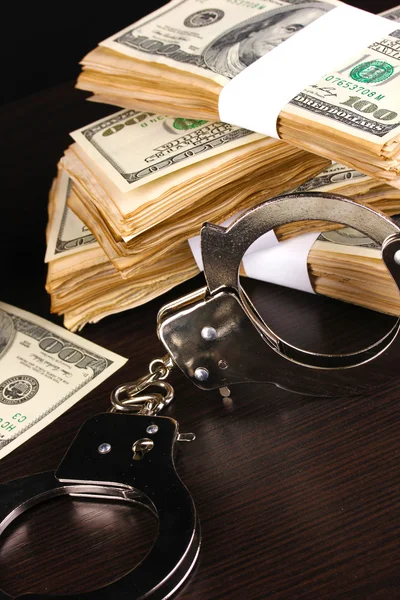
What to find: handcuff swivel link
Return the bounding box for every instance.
[109,354,175,416]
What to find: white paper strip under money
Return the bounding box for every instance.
[188,227,318,293]
[0,302,127,459]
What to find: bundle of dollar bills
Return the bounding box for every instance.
[77,3,400,187]
[43,2,400,330]
[60,110,328,277]
[46,161,400,331]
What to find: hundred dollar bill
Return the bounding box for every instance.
[381,5,400,21]
[287,26,400,145]
[294,162,368,192]
[51,162,372,258]
[100,0,340,84]
[45,170,98,262]
[314,213,400,257]
[70,109,261,193]
[0,302,127,459]
[97,1,400,159]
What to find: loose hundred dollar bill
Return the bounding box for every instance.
[0,302,127,459]
[71,109,261,193]
[45,170,98,262]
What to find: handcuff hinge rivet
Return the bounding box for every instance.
[194,367,209,381]
[98,443,112,454]
[146,424,159,434]
[201,326,217,341]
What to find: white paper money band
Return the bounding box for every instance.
[218,5,395,139]
[188,225,320,294]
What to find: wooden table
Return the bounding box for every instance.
[1,19,400,598]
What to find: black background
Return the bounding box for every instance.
[1,0,397,105]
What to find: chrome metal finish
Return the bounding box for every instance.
[177,433,196,442]
[146,424,159,434]
[157,193,400,396]
[394,249,400,265]
[157,286,207,325]
[201,193,400,295]
[0,413,201,600]
[98,442,111,454]
[194,367,209,382]
[110,354,174,415]
[201,326,217,341]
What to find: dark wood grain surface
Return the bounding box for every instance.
[1,9,400,596]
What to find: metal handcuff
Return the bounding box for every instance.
[1,192,400,599]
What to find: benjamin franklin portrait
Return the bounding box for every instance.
[0,310,15,360]
[203,2,333,79]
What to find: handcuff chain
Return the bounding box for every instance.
[109,354,175,416]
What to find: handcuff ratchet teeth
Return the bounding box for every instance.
[1,192,400,599]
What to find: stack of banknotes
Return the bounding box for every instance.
[44,2,400,330]
[76,2,400,186]
[61,111,328,276]
[46,156,400,331]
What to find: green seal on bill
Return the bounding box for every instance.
[350,60,394,84]
[173,118,207,130]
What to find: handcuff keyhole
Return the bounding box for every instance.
[132,438,154,460]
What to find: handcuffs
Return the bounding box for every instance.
[1,192,400,599]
